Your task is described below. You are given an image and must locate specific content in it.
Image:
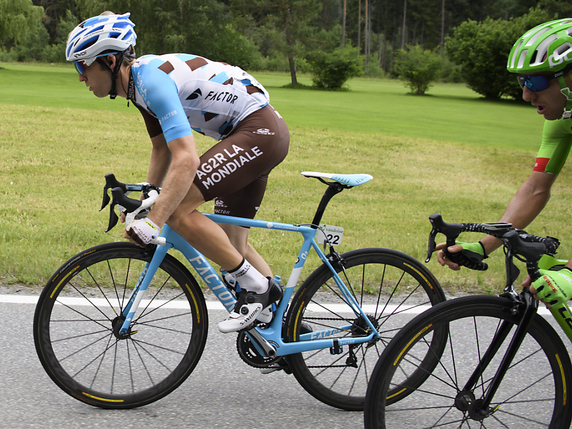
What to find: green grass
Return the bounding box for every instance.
[1,62,570,294]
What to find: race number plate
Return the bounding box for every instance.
[316,224,344,246]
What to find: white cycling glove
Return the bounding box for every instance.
[127,219,160,246]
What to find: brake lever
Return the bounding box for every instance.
[100,174,127,212]
[106,200,120,232]
[426,214,459,263]
[101,187,111,211]
[426,223,438,263]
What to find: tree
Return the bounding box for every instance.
[56,0,263,69]
[265,0,322,85]
[307,46,363,89]
[395,44,441,94]
[0,0,47,60]
[446,7,551,99]
[32,0,79,45]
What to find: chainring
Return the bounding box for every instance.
[236,331,282,368]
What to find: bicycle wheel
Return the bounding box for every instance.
[364,295,572,428]
[285,247,446,411]
[33,242,209,409]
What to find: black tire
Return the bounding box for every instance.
[364,295,572,428]
[285,247,445,411]
[33,242,209,409]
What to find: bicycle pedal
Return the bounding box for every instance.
[260,358,290,375]
[260,364,283,374]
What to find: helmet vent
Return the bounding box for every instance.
[517,50,527,69]
[526,27,551,47]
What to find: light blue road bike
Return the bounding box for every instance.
[33,172,445,410]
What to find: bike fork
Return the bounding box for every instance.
[118,244,170,336]
[459,292,538,419]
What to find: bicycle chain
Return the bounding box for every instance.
[236,316,369,369]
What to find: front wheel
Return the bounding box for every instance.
[285,247,445,411]
[33,242,209,409]
[364,295,572,428]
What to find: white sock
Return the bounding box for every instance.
[229,259,268,294]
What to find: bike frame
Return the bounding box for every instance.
[117,213,380,357]
[457,253,572,418]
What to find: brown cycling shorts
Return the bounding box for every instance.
[193,105,290,219]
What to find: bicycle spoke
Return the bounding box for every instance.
[287,248,444,411]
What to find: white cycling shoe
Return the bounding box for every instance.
[218,279,282,333]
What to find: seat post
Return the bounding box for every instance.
[310,183,348,228]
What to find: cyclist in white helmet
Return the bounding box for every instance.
[436,19,572,306]
[66,12,289,333]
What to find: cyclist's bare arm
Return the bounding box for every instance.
[438,171,557,270]
[146,133,173,187]
[125,134,200,233]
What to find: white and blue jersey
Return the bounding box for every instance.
[128,53,270,142]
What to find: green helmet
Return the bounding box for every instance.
[507,18,572,74]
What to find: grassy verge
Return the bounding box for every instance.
[1,63,570,294]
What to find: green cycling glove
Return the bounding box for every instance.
[532,268,572,306]
[455,241,487,263]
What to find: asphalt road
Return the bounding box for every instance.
[0,292,364,429]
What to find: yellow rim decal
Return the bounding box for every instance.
[294,301,306,338]
[403,263,432,290]
[187,284,201,324]
[82,392,124,403]
[556,353,567,406]
[387,387,407,400]
[394,324,433,366]
[50,266,80,299]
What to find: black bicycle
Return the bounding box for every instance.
[364,214,572,428]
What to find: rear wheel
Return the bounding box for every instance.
[285,247,446,411]
[33,242,208,409]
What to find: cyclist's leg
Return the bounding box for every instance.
[214,171,275,277]
[168,193,245,272]
[180,106,288,331]
[219,223,272,277]
[188,104,288,281]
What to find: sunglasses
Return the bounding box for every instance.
[518,65,572,92]
[73,56,105,74]
[73,60,89,74]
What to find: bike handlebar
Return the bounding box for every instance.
[100,174,165,245]
[426,213,560,281]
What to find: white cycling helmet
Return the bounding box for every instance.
[66,12,136,64]
[66,13,136,99]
